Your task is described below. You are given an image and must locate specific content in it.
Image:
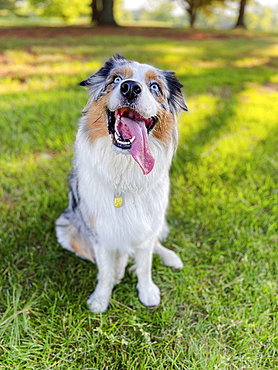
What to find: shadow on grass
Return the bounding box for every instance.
[169,86,278,259]
[0,154,99,313]
[171,60,278,176]
[173,92,238,175]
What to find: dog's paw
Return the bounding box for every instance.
[87,293,109,314]
[137,282,161,307]
[162,250,183,269]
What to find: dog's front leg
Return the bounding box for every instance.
[87,246,116,313]
[135,238,161,307]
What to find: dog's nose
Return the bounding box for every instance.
[120,80,142,100]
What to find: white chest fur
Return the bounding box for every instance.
[75,124,173,252]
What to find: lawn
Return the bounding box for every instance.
[1,27,278,369]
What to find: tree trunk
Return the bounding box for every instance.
[235,0,247,28]
[190,11,196,28]
[90,0,101,23]
[186,0,199,29]
[99,0,117,26]
[187,7,197,28]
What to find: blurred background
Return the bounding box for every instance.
[0,0,278,32]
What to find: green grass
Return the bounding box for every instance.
[1,28,278,368]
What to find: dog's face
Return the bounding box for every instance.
[80,55,187,174]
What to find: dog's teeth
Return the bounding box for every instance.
[115,136,135,146]
[115,116,120,136]
[114,130,127,145]
[117,139,130,145]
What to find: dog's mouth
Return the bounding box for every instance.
[107,107,158,175]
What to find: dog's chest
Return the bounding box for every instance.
[76,135,171,251]
[80,175,168,251]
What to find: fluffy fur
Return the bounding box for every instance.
[55,55,187,313]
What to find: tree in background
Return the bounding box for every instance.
[247,1,278,32]
[29,0,90,21]
[0,0,14,13]
[1,0,278,31]
[90,0,100,23]
[90,0,117,25]
[0,0,34,17]
[114,0,134,24]
[234,0,247,27]
[185,0,203,27]
[0,0,130,25]
[179,0,224,28]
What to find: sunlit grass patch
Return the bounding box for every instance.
[1,30,278,368]
[1,57,99,78]
[0,89,85,156]
[259,43,278,58]
[233,57,270,68]
[199,87,278,160]
[0,47,102,93]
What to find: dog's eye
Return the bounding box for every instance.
[113,76,122,84]
[150,83,160,92]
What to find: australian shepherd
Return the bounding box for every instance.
[55,55,188,313]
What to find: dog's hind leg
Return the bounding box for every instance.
[154,241,183,270]
[158,217,170,242]
[55,211,95,263]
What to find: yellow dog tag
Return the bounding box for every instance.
[114,196,122,208]
[114,192,124,208]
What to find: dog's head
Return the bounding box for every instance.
[80,54,187,175]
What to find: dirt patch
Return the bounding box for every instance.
[2,192,20,210]
[248,82,278,93]
[0,25,247,40]
[0,53,8,63]
[263,82,278,92]
[265,57,278,69]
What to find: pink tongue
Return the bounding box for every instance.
[120,117,155,175]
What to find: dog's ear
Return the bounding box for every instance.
[80,54,126,100]
[164,71,188,115]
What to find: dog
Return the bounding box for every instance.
[55,55,188,313]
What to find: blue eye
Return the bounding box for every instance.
[150,83,160,92]
[113,76,122,84]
